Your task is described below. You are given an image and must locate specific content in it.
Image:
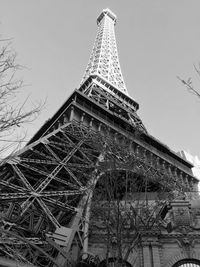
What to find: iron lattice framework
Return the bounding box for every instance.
[81,9,127,94]
[0,121,194,266]
[0,8,196,267]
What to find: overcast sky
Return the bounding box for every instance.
[1,0,200,158]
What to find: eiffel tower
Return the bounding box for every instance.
[0,8,199,267]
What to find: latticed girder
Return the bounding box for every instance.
[80,81,147,133]
[0,121,193,266]
[81,8,128,94]
[0,122,102,266]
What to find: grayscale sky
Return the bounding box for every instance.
[1,0,200,158]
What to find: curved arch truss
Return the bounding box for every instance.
[0,122,187,266]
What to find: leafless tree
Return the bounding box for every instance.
[0,38,42,158]
[87,134,187,267]
[91,174,172,266]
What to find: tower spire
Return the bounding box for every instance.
[81,8,128,94]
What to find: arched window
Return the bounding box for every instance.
[173,259,200,267]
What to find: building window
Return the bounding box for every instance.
[173,259,200,267]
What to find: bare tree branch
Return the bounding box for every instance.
[0,37,43,158]
[177,63,200,98]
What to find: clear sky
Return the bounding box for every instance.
[1,0,200,158]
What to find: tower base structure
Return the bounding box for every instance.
[0,8,200,267]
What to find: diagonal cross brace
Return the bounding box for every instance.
[12,165,34,191]
[45,144,83,188]
[36,198,61,228]
[36,137,87,193]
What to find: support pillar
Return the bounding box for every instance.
[141,239,161,267]
[152,241,161,267]
[142,242,152,267]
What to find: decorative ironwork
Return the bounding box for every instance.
[81,8,127,94]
